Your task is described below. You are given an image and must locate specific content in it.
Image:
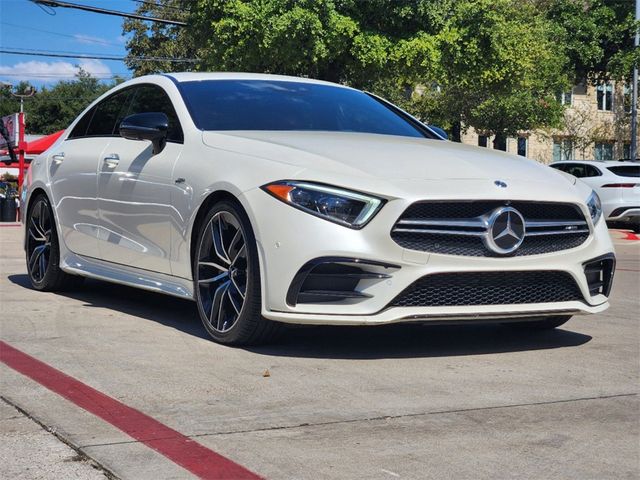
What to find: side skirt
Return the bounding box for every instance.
[60,252,195,300]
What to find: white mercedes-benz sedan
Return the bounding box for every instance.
[24,72,616,345]
[549,160,640,232]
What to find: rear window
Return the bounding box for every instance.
[178,80,430,138]
[607,165,640,178]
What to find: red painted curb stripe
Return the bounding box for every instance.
[0,341,262,480]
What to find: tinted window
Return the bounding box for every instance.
[68,106,96,139]
[85,89,133,137]
[126,85,183,143]
[179,80,427,138]
[607,165,640,178]
[584,165,601,177]
[562,164,587,178]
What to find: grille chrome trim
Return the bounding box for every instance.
[393,228,485,236]
[391,201,590,257]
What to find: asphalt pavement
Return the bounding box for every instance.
[1,225,638,479]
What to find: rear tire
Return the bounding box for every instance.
[506,315,571,331]
[26,194,84,291]
[193,199,281,345]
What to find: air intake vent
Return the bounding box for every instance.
[287,257,399,306]
[583,254,616,297]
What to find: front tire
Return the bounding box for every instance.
[26,194,84,291]
[193,200,281,345]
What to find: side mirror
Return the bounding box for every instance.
[428,125,448,140]
[119,112,168,154]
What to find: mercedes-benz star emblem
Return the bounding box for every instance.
[484,206,526,255]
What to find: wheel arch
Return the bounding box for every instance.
[23,186,50,251]
[189,188,267,310]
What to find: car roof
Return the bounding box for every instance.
[163,72,353,89]
[550,160,600,165]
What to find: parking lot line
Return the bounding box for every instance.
[0,341,263,480]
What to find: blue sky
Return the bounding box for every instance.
[0,0,138,88]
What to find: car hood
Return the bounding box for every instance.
[203,130,554,182]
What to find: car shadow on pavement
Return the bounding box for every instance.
[9,274,592,359]
[8,274,210,340]
[250,323,592,359]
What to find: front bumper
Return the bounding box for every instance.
[242,188,615,326]
[606,206,640,224]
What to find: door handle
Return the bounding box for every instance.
[52,152,65,164]
[103,154,120,168]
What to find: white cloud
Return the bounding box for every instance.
[0,59,113,83]
[73,34,112,46]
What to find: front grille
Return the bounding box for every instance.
[389,271,584,307]
[391,201,589,257]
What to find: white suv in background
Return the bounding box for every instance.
[550,160,640,232]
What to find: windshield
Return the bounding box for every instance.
[178,80,429,139]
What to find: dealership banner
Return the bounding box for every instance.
[0,114,19,148]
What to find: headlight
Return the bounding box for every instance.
[262,181,384,228]
[586,190,602,225]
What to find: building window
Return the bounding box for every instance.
[493,135,507,151]
[556,90,573,105]
[553,139,573,162]
[594,142,614,161]
[623,143,631,160]
[478,135,488,148]
[596,83,613,111]
[517,137,527,157]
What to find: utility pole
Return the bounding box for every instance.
[631,0,639,160]
[11,86,35,193]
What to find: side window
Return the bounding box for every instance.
[85,89,133,137]
[566,164,586,178]
[584,165,601,177]
[68,106,96,139]
[550,164,568,172]
[126,85,183,143]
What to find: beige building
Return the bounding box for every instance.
[461,82,637,164]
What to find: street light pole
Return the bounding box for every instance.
[631,0,639,160]
[11,87,35,193]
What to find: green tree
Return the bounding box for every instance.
[431,0,568,142]
[126,0,584,142]
[123,0,196,75]
[0,81,32,118]
[541,0,640,82]
[1,72,122,135]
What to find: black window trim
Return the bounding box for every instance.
[65,83,184,144]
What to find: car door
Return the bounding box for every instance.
[96,84,184,274]
[48,89,131,258]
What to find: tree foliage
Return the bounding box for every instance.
[0,71,122,135]
[122,0,637,140]
[541,0,640,82]
[122,0,195,75]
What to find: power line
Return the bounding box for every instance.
[0,48,198,63]
[30,0,188,26]
[131,0,189,13]
[0,22,121,47]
